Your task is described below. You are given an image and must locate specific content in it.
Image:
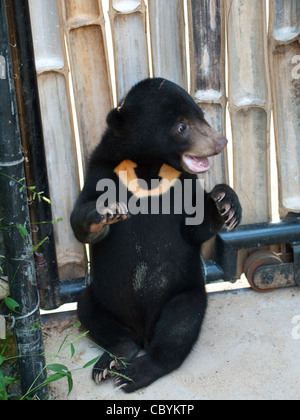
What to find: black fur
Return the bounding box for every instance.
[71,78,242,392]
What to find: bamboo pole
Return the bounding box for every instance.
[109,0,149,101]
[0,0,47,397]
[148,0,188,90]
[269,0,300,218]
[226,0,272,225]
[28,0,87,281]
[188,0,227,260]
[8,0,60,309]
[60,0,113,168]
[189,0,227,192]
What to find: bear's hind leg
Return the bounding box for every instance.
[77,288,141,384]
[115,288,207,392]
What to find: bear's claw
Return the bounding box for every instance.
[93,359,119,384]
[211,184,242,231]
[90,202,128,233]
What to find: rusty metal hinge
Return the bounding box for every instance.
[34,253,49,290]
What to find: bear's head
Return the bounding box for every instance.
[106,78,227,174]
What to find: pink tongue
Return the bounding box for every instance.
[183,155,211,173]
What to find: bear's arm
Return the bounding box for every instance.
[70,164,111,244]
[181,191,225,246]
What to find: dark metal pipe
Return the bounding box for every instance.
[0,0,48,399]
[202,260,224,283]
[217,219,300,249]
[7,0,60,310]
[215,219,300,282]
[30,219,300,306]
[40,219,300,302]
[59,277,87,305]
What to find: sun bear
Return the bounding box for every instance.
[71,78,242,393]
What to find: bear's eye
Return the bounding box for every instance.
[177,124,187,134]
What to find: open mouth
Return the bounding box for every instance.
[182,154,211,174]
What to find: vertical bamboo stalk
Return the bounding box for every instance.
[189,0,227,192]
[60,0,113,168]
[269,0,300,217]
[188,0,226,260]
[226,0,271,225]
[0,0,47,397]
[148,0,188,90]
[28,0,87,281]
[109,0,149,101]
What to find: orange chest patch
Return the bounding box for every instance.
[114,160,181,198]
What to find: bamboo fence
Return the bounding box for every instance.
[189,0,227,192]
[226,0,272,225]
[109,0,149,101]
[28,0,87,280]
[59,0,113,169]
[269,0,300,218]
[26,0,300,282]
[149,0,187,89]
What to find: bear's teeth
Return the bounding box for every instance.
[182,154,211,174]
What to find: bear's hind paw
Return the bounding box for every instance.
[93,359,119,384]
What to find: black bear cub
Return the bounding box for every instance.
[71,78,242,393]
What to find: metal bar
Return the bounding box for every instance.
[291,243,300,287]
[58,277,87,305]
[202,260,225,283]
[0,0,48,399]
[215,219,300,282]
[8,0,60,310]
[50,219,300,299]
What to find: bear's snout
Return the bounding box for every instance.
[215,137,228,154]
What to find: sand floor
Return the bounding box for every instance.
[42,286,300,400]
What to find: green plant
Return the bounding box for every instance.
[0,321,132,400]
[0,332,19,400]
[0,173,131,399]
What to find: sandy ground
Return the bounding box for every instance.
[42,285,300,400]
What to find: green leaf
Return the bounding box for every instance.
[47,363,69,373]
[44,366,73,396]
[32,236,49,253]
[52,217,63,224]
[4,297,20,313]
[82,355,101,369]
[43,373,66,385]
[0,356,6,367]
[0,371,7,401]
[17,224,28,241]
[0,390,8,401]
[4,376,19,385]
[70,343,75,358]
[67,374,73,396]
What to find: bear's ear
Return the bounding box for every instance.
[106,107,125,133]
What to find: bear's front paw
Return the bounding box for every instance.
[90,202,129,233]
[210,185,242,231]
